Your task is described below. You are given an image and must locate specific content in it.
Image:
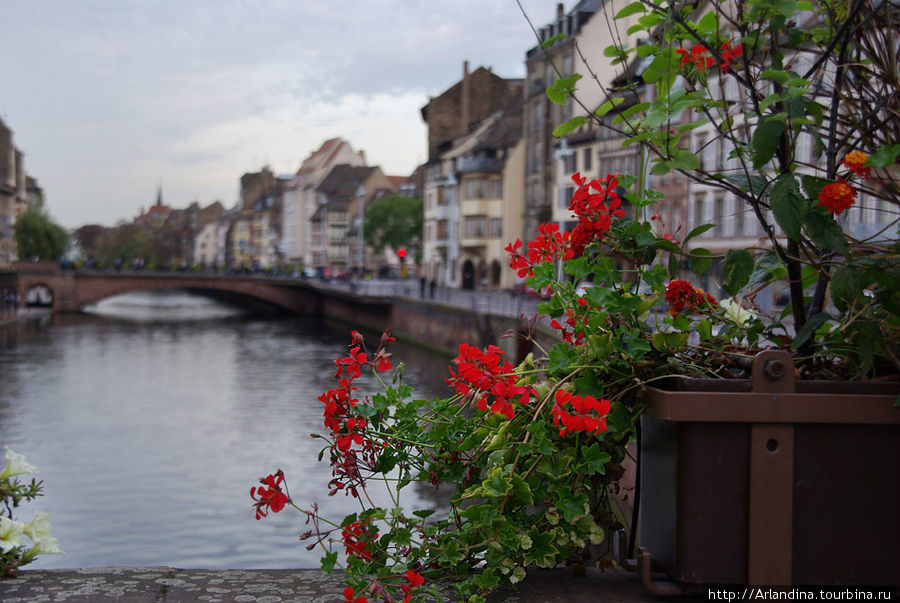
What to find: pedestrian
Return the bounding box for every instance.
[419,276,426,299]
[429,279,436,299]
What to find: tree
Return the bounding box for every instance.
[13,206,68,261]
[363,195,423,259]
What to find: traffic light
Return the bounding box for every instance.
[397,247,406,261]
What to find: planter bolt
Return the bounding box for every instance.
[765,438,779,453]
[763,359,785,380]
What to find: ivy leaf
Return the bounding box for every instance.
[481,466,512,498]
[511,474,534,506]
[547,74,582,105]
[751,118,785,168]
[722,249,754,295]
[524,530,559,568]
[580,443,611,475]
[770,174,806,240]
[320,551,338,573]
[557,492,590,522]
[553,115,587,138]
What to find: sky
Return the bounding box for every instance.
[0,0,558,229]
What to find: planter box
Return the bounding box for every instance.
[639,350,899,588]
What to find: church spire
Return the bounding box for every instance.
[155,182,163,207]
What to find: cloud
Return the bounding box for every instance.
[0,0,558,227]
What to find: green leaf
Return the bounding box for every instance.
[558,492,590,522]
[770,174,806,240]
[481,466,512,498]
[690,248,712,275]
[792,312,830,349]
[760,69,791,84]
[752,119,785,168]
[696,319,712,341]
[684,223,714,243]
[580,443,611,475]
[830,264,864,311]
[541,33,567,48]
[615,1,646,19]
[553,115,587,137]
[511,474,534,506]
[595,97,626,116]
[320,551,338,572]
[669,150,700,170]
[801,174,831,201]
[696,11,719,34]
[652,331,690,352]
[641,48,680,92]
[548,342,577,376]
[803,211,848,253]
[722,249,754,295]
[524,530,559,568]
[668,252,680,278]
[636,43,657,57]
[866,144,900,168]
[547,74,583,105]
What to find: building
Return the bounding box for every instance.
[310,164,396,275]
[0,118,42,267]
[282,138,367,267]
[420,62,523,287]
[522,1,644,243]
[424,96,525,290]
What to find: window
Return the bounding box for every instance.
[489,179,503,199]
[563,185,574,209]
[436,220,449,239]
[465,178,486,200]
[464,215,487,238]
[489,218,502,237]
[583,148,592,171]
[734,199,745,236]
[695,134,708,170]
[712,195,725,236]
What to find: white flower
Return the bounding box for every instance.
[720,298,757,327]
[31,535,64,556]
[0,516,26,554]
[0,447,38,480]
[23,511,51,542]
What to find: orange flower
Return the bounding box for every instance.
[840,151,871,180]
[818,180,857,215]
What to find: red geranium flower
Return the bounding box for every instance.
[551,390,611,436]
[250,470,290,520]
[344,586,368,603]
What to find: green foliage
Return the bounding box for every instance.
[363,195,423,258]
[13,206,68,261]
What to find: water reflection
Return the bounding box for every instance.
[0,292,452,569]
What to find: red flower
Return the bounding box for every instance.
[665,280,715,316]
[446,343,533,418]
[250,470,290,520]
[840,151,871,180]
[551,390,611,436]
[719,40,743,73]
[344,586,368,603]
[342,518,377,561]
[677,45,714,70]
[402,570,426,602]
[818,180,857,215]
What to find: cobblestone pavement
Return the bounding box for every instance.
[0,566,684,602]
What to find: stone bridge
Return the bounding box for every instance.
[14,262,328,314]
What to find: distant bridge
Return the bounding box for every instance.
[13,263,336,314]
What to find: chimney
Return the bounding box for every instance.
[557,3,564,19]
[461,60,470,134]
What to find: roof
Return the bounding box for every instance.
[316,164,377,200]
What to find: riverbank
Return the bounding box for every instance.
[0,566,673,602]
[0,306,52,329]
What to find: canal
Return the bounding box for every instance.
[0,292,452,570]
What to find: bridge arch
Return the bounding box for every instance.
[66,273,321,315]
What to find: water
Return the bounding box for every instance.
[0,292,452,569]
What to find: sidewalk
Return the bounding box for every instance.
[0,566,683,602]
